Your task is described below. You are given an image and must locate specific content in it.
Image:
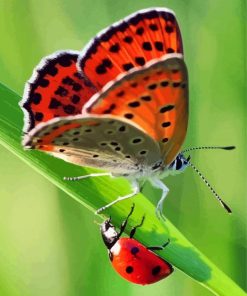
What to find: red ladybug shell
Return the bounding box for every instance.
[110,238,173,285]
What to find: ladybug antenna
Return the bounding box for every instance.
[187,159,232,213]
[181,145,235,154]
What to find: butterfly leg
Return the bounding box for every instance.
[96,180,140,214]
[64,172,112,181]
[150,178,169,219]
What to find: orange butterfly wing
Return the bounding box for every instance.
[85,54,188,165]
[21,51,96,133]
[78,8,183,89]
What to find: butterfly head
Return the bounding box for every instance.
[167,153,190,175]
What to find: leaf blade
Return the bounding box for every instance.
[0,83,245,296]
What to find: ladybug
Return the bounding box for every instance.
[100,204,173,285]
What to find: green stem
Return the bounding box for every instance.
[0,83,245,296]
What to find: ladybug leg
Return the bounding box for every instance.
[117,204,135,237]
[147,238,170,251]
[129,215,145,238]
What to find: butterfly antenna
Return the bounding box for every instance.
[187,160,232,214]
[182,146,235,154]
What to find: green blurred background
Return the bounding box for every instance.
[0,0,246,295]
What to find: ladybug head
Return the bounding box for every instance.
[100,218,119,249]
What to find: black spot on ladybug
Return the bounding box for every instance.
[59,149,65,152]
[136,27,144,35]
[109,43,120,53]
[71,94,80,104]
[123,36,133,43]
[32,93,42,104]
[126,266,134,274]
[34,112,44,121]
[55,86,68,97]
[152,265,161,276]
[123,63,134,71]
[49,98,61,109]
[63,104,75,114]
[115,146,121,151]
[135,57,145,66]
[155,41,164,51]
[131,247,139,255]
[149,24,158,31]
[142,42,152,51]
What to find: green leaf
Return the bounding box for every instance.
[0,82,245,296]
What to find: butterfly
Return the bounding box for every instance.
[20,7,233,218]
